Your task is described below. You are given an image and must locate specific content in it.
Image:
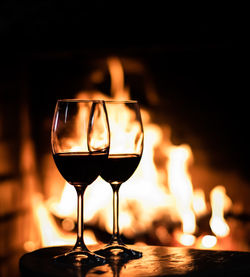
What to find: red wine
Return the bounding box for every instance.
[101,154,141,184]
[53,152,107,186]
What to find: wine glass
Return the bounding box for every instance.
[95,100,144,259]
[51,99,110,266]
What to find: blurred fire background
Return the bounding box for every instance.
[0,2,247,277]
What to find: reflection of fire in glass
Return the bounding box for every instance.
[26,57,247,253]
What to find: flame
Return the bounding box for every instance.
[167,145,196,235]
[33,194,97,247]
[31,56,235,250]
[46,56,176,240]
[192,189,207,217]
[107,57,130,100]
[105,103,143,154]
[49,182,76,219]
[84,122,173,236]
[201,235,217,248]
[179,233,196,247]
[209,186,231,237]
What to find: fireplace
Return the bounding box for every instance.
[0,6,246,276]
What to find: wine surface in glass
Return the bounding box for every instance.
[53,152,107,186]
[101,154,141,184]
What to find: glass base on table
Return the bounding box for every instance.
[53,249,106,267]
[95,243,142,260]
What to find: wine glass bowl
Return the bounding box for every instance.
[95,100,144,259]
[51,99,110,266]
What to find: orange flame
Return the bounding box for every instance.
[33,194,97,247]
[107,57,130,100]
[167,145,196,235]
[192,189,207,217]
[209,186,231,237]
[30,56,234,251]
[201,235,217,248]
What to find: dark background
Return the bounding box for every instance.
[0,3,247,180]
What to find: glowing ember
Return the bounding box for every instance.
[201,235,217,248]
[179,233,196,247]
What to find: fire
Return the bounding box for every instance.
[201,235,217,248]
[49,182,76,219]
[167,145,196,235]
[28,56,234,251]
[175,231,196,247]
[209,186,231,237]
[107,57,130,100]
[192,189,207,217]
[33,194,97,247]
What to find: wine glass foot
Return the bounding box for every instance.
[53,250,106,267]
[95,245,142,260]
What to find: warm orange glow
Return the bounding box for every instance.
[167,145,196,235]
[193,189,207,217]
[33,194,97,247]
[47,57,178,240]
[209,186,231,237]
[107,57,130,100]
[92,122,174,236]
[179,233,196,246]
[201,235,217,248]
[49,182,76,219]
[48,97,172,238]
[32,56,236,250]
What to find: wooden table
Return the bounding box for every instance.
[19,245,250,276]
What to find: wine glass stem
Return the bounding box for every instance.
[73,185,88,251]
[111,185,122,244]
